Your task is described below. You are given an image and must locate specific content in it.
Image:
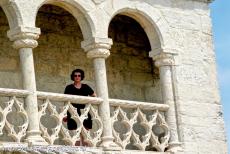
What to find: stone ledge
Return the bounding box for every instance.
[190,0,214,3]
[0,144,171,154]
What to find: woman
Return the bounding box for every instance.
[64,69,96,145]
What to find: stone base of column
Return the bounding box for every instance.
[99,136,122,151]
[167,142,183,153]
[25,130,48,146]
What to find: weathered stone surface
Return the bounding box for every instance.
[0,0,228,153]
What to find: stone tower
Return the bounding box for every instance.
[0,0,227,153]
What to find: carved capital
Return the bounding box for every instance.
[7,26,40,49]
[153,53,175,67]
[81,37,112,59]
[87,48,110,59]
[13,39,38,49]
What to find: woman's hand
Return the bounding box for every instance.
[63,116,67,122]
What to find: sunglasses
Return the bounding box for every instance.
[74,75,81,77]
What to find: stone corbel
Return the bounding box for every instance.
[81,37,113,59]
[7,26,41,49]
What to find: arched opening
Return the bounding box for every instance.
[0,7,24,143]
[0,7,21,89]
[107,15,161,103]
[34,4,95,93]
[34,4,98,145]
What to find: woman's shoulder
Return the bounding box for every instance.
[82,83,89,88]
[65,84,74,89]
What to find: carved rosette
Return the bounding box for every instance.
[153,53,175,67]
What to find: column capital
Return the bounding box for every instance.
[81,37,113,59]
[152,52,176,67]
[7,26,41,49]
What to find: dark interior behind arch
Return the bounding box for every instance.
[107,15,161,102]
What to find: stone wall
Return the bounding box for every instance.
[157,1,228,153]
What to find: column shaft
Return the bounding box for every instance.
[82,38,120,150]
[93,58,119,149]
[19,48,46,145]
[159,65,179,142]
[153,52,182,152]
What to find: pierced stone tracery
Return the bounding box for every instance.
[110,99,170,151]
[0,89,29,142]
[37,93,103,147]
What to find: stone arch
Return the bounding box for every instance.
[34,4,96,93]
[101,0,173,53]
[0,1,23,29]
[35,0,96,40]
[107,14,162,102]
[0,6,22,89]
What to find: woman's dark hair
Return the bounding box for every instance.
[71,69,85,81]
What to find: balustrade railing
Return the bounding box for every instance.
[109,99,170,152]
[37,91,103,146]
[0,88,170,152]
[0,88,30,143]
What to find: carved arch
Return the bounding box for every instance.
[35,0,97,40]
[2,0,97,40]
[0,0,23,29]
[101,0,173,54]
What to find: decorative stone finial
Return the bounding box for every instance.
[7,26,41,49]
[81,37,113,59]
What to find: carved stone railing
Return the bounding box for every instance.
[37,91,103,147]
[0,88,30,143]
[0,88,170,153]
[109,99,170,152]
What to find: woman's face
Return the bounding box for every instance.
[74,72,82,82]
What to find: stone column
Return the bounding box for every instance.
[7,27,47,145]
[151,52,182,152]
[81,38,120,150]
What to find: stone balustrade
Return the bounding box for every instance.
[37,91,103,147]
[0,88,170,153]
[0,88,29,143]
[110,99,170,152]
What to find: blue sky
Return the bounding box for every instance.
[210,0,230,151]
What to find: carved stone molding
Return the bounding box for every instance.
[81,37,112,59]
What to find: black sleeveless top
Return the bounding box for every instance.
[64,84,94,130]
